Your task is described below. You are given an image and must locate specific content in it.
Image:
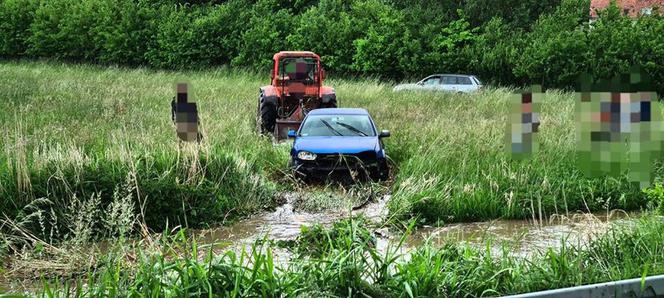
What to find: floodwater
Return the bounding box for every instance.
[0,191,640,294]
[194,192,390,248]
[406,211,636,256]
[194,192,638,258]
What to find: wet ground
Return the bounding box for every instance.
[0,191,640,294]
[194,192,638,258]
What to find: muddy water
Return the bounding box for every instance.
[194,192,638,258]
[406,211,637,256]
[194,193,390,247]
[0,193,639,294]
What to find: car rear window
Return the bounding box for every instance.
[300,115,376,137]
[442,76,456,84]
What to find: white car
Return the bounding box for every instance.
[393,74,483,93]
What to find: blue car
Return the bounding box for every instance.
[288,108,390,180]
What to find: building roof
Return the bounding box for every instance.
[590,0,662,19]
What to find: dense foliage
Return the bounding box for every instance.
[1,0,663,92]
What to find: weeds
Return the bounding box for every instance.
[15,215,663,297]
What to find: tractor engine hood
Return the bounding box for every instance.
[293,136,379,155]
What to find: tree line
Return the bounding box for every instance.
[1,0,662,92]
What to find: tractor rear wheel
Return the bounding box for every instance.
[259,101,277,134]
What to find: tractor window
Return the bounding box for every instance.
[278,57,318,85]
[300,115,376,137]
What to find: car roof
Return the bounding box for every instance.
[308,108,369,115]
[428,74,476,77]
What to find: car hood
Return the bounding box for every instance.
[293,136,379,154]
[393,83,420,91]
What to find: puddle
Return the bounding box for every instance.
[195,192,390,246]
[405,211,638,256]
[195,191,639,259]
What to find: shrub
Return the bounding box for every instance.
[27,0,107,61]
[95,0,160,65]
[351,4,416,77]
[643,183,664,214]
[230,0,294,70]
[513,0,590,89]
[286,0,361,74]
[0,0,39,57]
[466,18,524,86]
[144,4,199,69]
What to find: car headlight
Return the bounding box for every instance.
[297,151,317,161]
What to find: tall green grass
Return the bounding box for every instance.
[0,62,284,247]
[28,215,664,297]
[0,61,661,243]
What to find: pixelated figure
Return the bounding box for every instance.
[171,83,201,142]
[576,67,662,187]
[507,85,542,159]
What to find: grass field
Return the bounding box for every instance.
[0,61,656,234]
[1,61,664,295]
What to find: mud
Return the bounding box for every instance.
[0,191,641,294]
[195,192,638,258]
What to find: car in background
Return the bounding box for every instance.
[288,108,390,181]
[393,74,483,93]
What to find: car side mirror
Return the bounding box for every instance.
[379,130,390,138]
[321,68,326,81]
[271,69,275,80]
[287,129,297,139]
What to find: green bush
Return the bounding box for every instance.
[286,0,361,74]
[1,0,664,97]
[230,0,294,70]
[96,0,160,65]
[27,0,107,61]
[644,183,664,214]
[144,4,199,69]
[351,2,415,76]
[514,0,590,88]
[0,0,39,57]
[466,18,524,86]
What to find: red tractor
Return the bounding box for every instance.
[258,51,337,140]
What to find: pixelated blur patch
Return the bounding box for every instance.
[506,85,542,160]
[576,67,662,187]
[172,82,200,142]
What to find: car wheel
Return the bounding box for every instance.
[371,160,389,181]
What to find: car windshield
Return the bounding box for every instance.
[300,115,376,137]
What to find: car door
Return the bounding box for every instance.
[440,76,457,92]
[419,75,441,91]
[455,76,474,93]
